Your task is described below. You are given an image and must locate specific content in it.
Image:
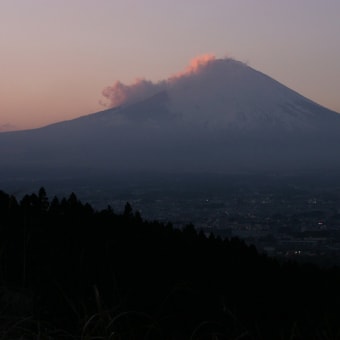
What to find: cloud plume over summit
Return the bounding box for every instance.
[102,79,162,108]
[102,54,216,108]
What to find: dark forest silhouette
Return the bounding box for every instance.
[1,188,340,339]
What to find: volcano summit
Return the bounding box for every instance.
[1,56,340,179]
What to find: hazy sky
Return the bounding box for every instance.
[1,0,340,131]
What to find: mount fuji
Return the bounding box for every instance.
[1,57,340,179]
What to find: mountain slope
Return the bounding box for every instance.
[1,58,339,178]
[164,59,337,130]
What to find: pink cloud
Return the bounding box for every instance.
[169,54,216,80]
[102,54,217,108]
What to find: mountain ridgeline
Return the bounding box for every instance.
[1,58,340,179]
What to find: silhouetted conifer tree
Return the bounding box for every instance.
[123,202,133,218]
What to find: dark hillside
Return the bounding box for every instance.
[0,188,340,339]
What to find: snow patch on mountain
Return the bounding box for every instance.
[100,56,339,133]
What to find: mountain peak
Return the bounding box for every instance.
[1,56,340,176]
[101,56,339,133]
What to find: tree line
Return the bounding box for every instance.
[1,187,340,339]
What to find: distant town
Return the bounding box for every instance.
[100,177,340,266]
[3,172,339,267]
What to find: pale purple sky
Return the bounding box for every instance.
[1,0,340,131]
